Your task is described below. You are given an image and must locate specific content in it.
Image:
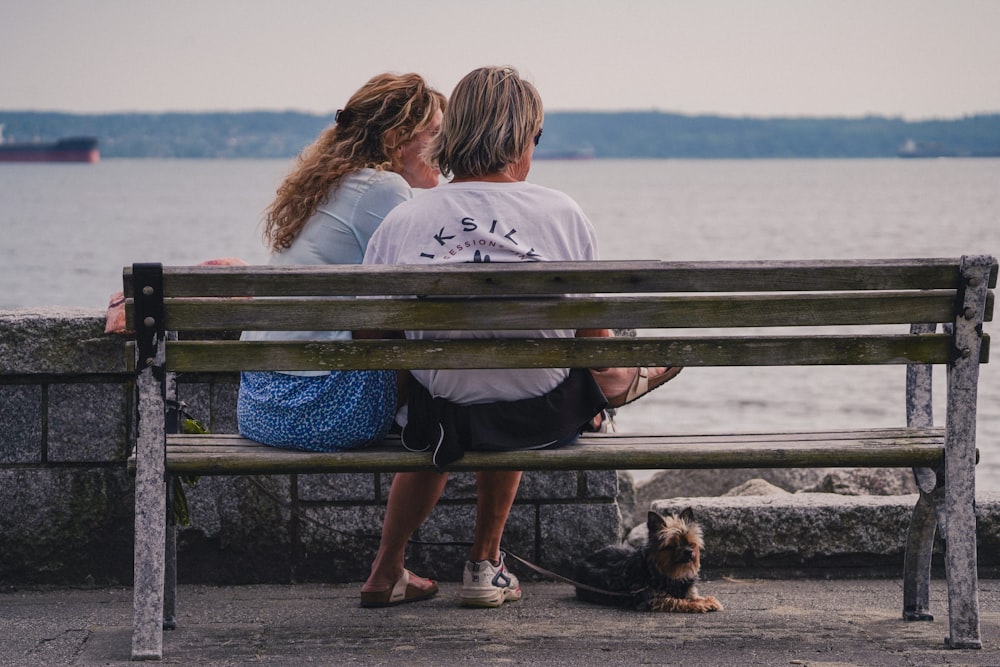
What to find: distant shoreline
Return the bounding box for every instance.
[1,110,998,160]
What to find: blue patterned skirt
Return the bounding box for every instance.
[237,370,396,451]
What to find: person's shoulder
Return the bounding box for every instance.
[521,181,585,210]
[356,168,410,193]
[373,184,430,230]
[385,182,446,212]
[349,169,412,210]
[520,180,571,197]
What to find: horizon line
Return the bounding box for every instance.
[2,108,999,123]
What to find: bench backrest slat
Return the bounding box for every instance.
[162,333,972,373]
[123,258,997,298]
[159,291,973,331]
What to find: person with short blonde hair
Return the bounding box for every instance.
[431,66,543,180]
[361,66,617,609]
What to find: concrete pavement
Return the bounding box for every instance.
[1,578,999,666]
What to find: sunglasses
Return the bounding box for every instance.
[534,129,543,146]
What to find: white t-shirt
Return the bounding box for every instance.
[364,180,599,404]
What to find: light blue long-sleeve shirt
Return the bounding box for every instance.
[242,168,412,375]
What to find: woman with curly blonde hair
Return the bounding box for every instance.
[238,72,445,452]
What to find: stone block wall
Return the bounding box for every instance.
[0,311,622,586]
[0,310,135,584]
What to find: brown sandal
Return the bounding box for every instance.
[360,569,439,608]
[604,367,682,408]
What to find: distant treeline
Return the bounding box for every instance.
[2,110,999,159]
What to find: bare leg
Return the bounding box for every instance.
[580,329,680,407]
[578,328,669,399]
[469,470,523,563]
[362,470,448,593]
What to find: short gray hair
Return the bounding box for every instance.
[432,66,543,179]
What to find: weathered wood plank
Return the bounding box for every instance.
[123,258,984,299]
[161,291,963,331]
[152,429,947,474]
[169,427,944,447]
[161,334,966,372]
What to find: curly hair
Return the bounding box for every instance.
[263,73,445,252]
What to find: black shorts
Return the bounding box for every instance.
[401,368,608,469]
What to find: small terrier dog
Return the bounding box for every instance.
[574,508,722,612]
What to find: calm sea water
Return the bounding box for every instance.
[2,158,999,491]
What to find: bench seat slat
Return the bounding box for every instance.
[161,291,967,332]
[171,426,942,447]
[151,428,946,475]
[159,334,972,372]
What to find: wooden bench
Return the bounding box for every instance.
[125,256,996,659]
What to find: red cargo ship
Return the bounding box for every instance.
[0,128,100,163]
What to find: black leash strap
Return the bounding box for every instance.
[502,550,631,599]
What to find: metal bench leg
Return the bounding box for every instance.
[942,357,982,648]
[164,478,177,631]
[131,264,169,660]
[162,371,180,633]
[132,365,167,660]
[903,351,937,621]
[942,463,981,648]
[903,479,941,621]
[940,255,990,649]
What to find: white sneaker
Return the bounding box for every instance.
[459,551,522,608]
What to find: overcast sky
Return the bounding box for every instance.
[4,0,999,119]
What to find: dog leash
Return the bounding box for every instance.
[501,549,631,599]
[404,538,630,599]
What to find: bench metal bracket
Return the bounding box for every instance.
[132,263,165,373]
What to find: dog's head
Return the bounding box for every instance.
[645,508,704,581]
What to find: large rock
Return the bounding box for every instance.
[622,467,918,531]
[723,478,790,497]
[800,469,919,496]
